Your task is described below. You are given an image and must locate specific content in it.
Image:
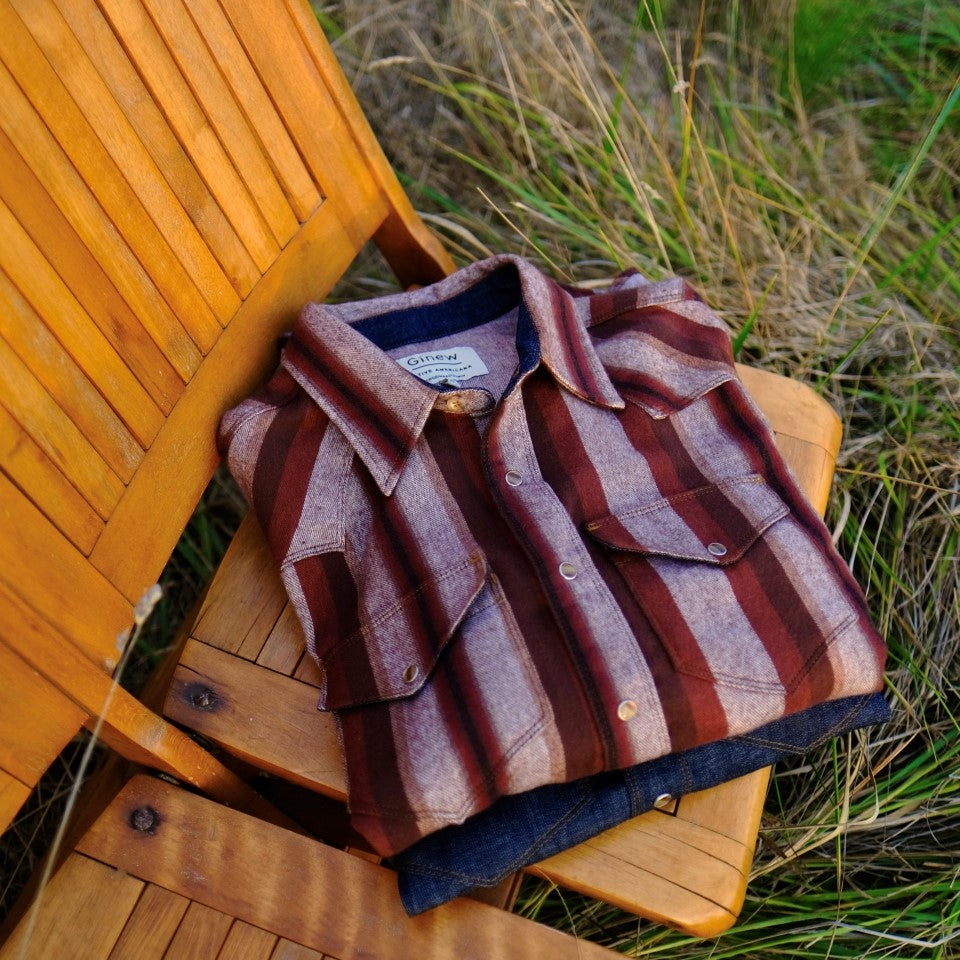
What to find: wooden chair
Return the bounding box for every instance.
[0,0,843,954]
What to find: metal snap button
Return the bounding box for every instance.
[617,699,638,721]
[402,664,420,684]
[653,793,675,811]
[558,561,578,580]
[505,470,523,487]
[707,542,728,557]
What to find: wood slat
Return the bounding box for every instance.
[217,922,278,960]
[0,769,32,838]
[166,637,759,935]
[11,0,241,329]
[256,605,304,675]
[164,902,234,960]
[166,639,344,796]
[52,0,260,298]
[140,0,301,248]
[90,202,360,603]
[0,62,200,383]
[95,0,280,275]
[0,1,222,355]
[533,772,767,938]
[77,775,617,960]
[0,127,182,415]
[0,580,291,824]
[182,0,321,222]
[107,884,190,960]
[0,477,131,667]
[0,854,144,960]
[270,942,327,960]
[0,271,142,484]
[217,0,386,246]
[0,644,85,787]
[0,333,124,520]
[0,401,102,554]
[192,513,286,657]
[0,201,162,452]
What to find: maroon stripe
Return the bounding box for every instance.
[723,535,836,698]
[360,471,446,677]
[585,537,729,749]
[609,367,692,415]
[370,467,497,801]
[294,552,361,661]
[616,556,719,683]
[251,397,325,558]
[294,553,417,852]
[530,376,727,747]
[620,398,712,497]
[422,411,602,778]
[708,384,881,645]
[592,304,734,365]
[432,617,501,808]
[586,285,640,326]
[286,335,410,468]
[551,284,603,400]
[338,705,415,855]
[521,372,645,768]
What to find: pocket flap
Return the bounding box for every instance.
[585,475,788,564]
[319,552,488,709]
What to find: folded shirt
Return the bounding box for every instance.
[219,255,887,856]
[392,691,890,914]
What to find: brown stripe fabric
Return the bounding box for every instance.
[219,254,887,856]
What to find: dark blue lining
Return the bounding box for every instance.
[353,265,542,382]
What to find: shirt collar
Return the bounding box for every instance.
[281,255,624,494]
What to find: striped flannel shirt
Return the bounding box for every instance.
[219,255,886,856]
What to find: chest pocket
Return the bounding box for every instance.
[585,475,857,693]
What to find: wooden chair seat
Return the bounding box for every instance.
[0,775,617,960]
[162,362,842,937]
[0,0,843,951]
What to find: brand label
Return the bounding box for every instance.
[396,346,488,387]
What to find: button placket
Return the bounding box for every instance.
[484,391,669,757]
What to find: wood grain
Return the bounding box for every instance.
[52,0,260,297]
[182,0,319,223]
[217,922,278,960]
[0,400,102,554]
[11,0,240,327]
[0,201,161,451]
[139,0,300,248]
[76,775,619,960]
[107,885,190,960]
[216,0,384,246]
[0,125,183,414]
[166,639,345,797]
[0,60,201,382]
[284,0,455,288]
[0,0,222,353]
[0,770,31,840]
[94,0,280,274]
[0,855,143,960]
[0,644,85,786]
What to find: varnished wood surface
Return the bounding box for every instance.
[45,775,613,960]
[0,0,453,830]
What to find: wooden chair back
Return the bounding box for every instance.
[0,0,451,835]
